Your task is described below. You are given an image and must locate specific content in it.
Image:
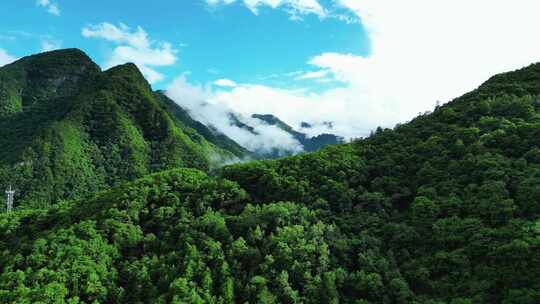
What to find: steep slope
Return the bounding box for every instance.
[1,63,539,303]
[154,91,250,158]
[0,48,101,117]
[219,64,540,302]
[0,49,245,207]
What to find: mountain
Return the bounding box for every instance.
[252,114,344,153]
[1,61,539,303]
[154,91,250,158]
[230,112,344,158]
[0,49,247,207]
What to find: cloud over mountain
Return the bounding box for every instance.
[40,38,62,52]
[0,48,16,66]
[166,76,304,155]
[194,0,540,139]
[82,22,177,83]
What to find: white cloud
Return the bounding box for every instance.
[214,78,238,87]
[82,22,177,83]
[40,38,62,52]
[193,0,540,140]
[36,0,60,16]
[166,76,304,154]
[295,69,331,80]
[207,0,326,19]
[329,0,540,126]
[0,49,16,67]
[209,80,383,139]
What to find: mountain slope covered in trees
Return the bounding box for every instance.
[0,49,247,207]
[1,56,540,303]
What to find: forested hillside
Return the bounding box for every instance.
[0,49,247,207]
[1,60,540,303]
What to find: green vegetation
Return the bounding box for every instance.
[154,91,250,159]
[0,49,246,207]
[1,52,540,303]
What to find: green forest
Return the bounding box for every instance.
[0,49,247,208]
[0,50,540,303]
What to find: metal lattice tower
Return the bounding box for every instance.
[5,185,14,213]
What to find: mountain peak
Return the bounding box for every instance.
[32,48,92,59]
[0,48,102,115]
[106,62,140,73]
[13,48,100,74]
[104,62,149,87]
[477,62,540,97]
[252,113,295,134]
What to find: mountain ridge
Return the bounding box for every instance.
[0,48,247,206]
[226,112,344,158]
[1,57,540,302]
[251,113,344,152]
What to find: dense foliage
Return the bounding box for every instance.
[0,49,246,207]
[1,54,540,303]
[219,64,540,303]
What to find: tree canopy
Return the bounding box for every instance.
[1,55,540,303]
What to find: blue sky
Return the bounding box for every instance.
[0,0,369,89]
[2,0,540,152]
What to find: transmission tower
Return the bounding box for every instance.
[5,185,14,213]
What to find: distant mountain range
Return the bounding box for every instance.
[250,114,344,156]
[227,112,343,158]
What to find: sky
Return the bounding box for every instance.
[2,1,540,153]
